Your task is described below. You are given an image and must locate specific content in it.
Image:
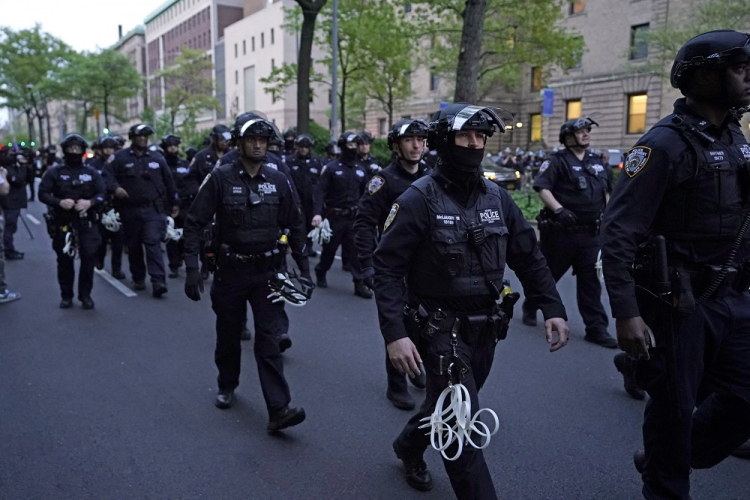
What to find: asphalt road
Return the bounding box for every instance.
[1,195,748,500]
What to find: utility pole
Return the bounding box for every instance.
[330,0,338,140]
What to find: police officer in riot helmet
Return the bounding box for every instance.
[354,118,430,410]
[103,124,179,296]
[190,124,232,184]
[373,103,569,497]
[38,134,106,309]
[324,140,340,162]
[112,136,126,151]
[521,115,617,348]
[282,128,297,156]
[358,130,380,179]
[1,147,33,260]
[185,146,198,164]
[312,131,370,297]
[602,30,750,497]
[183,113,310,431]
[286,134,324,257]
[89,136,125,279]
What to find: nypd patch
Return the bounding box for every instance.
[539,161,549,174]
[739,144,750,159]
[368,176,385,195]
[625,146,652,177]
[384,203,399,231]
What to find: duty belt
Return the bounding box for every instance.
[218,243,280,268]
[328,206,357,217]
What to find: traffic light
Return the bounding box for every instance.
[30,141,35,147]
[20,141,25,146]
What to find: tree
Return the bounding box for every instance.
[410,1,584,102]
[155,48,220,133]
[89,50,142,129]
[454,0,487,103]
[294,0,328,134]
[44,52,99,134]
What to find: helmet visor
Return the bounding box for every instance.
[450,105,509,134]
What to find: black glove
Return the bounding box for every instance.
[553,207,578,227]
[184,268,204,301]
[362,267,375,289]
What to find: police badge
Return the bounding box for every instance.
[368,176,385,195]
[625,146,651,178]
[384,203,399,231]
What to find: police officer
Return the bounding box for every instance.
[312,132,370,297]
[2,147,33,260]
[286,134,324,257]
[88,136,124,279]
[39,134,106,309]
[162,134,196,278]
[522,116,617,348]
[373,103,569,497]
[268,134,284,156]
[183,113,309,432]
[185,146,198,164]
[324,140,340,162]
[190,124,232,184]
[602,30,750,500]
[354,119,430,410]
[0,164,21,303]
[41,144,60,178]
[282,128,297,156]
[358,130,380,179]
[104,124,179,297]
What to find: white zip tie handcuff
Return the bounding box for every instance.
[307,218,332,244]
[595,249,604,282]
[62,227,78,258]
[101,209,121,232]
[418,324,500,461]
[165,216,183,242]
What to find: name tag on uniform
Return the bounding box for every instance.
[591,164,604,173]
[310,168,318,174]
[436,214,459,226]
[572,166,582,171]
[356,170,365,178]
[60,175,70,180]
[292,166,299,170]
[335,171,344,176]
[148,162,160,169]
[79,174,92,182]
[259,182,277,194]
[177,167,189,174]
[232,186,244,194]
[125,163,134,168]
[266,163,279,170]
[478,209,500,224]
[739,145,750,159]
[705,150,726,163]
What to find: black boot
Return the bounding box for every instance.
[315,269,327,288]
[80,296,95,310]
[614,353,645,400]
[386,390,415,411]
[214,389,235,409]
[267,406,306,432]
[354,282,373,299]
[278,333,292,352]
[393,439,433,491]
[584,330,618,349]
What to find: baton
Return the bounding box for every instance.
[19,210,34,240]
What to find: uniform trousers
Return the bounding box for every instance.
[52,223,101,300]
[635,289,750,500]
[315,214,363,281]
[120,206,167,284]
[97,223,123,273]
[0,212,6,292]
[396,329,498,500]
[3,208,20,253]
[166,210,187,271]
[210,264,292,414]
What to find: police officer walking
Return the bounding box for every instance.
[88,136,124,279]
[602,30,750,499]
[104,124,179,297]
[183,114,310,432]
[358,130,381,179]
[522,117,617,348]
[312,132,370,297]
[0,164,21,303]
[354,119,430,410]
[2,147,33,260]
[39,134,106,309]
[374,104,569,497]
[285,134,324,257]
[161,134,196,278]
[190,125,232,184]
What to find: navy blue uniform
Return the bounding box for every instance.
[1,161,30,255]
[374,169,565,499]
[88,155,123,275]
[284,153,324,234]
[526,148,610,338]
[602,99,750,500]
[39,162,106,301]
[103,147,178,286]
[183,161,308,414]
[314,159,369,281]
[361,153,381,181]
[189,146,224,185]
[165,154,195,272]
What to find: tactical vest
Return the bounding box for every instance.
[651,115,750,263]
[112,150,167,206]
[550,150,608,222]
[213,164,280,254]
[407,176,508,299]
[52,165,99,222]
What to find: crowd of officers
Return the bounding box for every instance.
[1,28,749,500]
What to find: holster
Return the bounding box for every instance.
[43,212,58,238]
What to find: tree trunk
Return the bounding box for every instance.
[339,77,346,132]
[44,99,52,145]
[35,110,45,148]
[104,91,111,129]
[387,89,393,129]
[25,110,34,144]
[81,102,89,135]
[454,0,487,103]
[295,0,327,134]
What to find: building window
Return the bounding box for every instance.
[627,94,648,134]
[329,89,332,104]
[630,24,649,60]
[234,43,237,58]
[242,40,246,55]
[235,70,238,84]
[569,0,585,14]
[530,114,542,142]
[404,3,412,13]
[379,118,387,136]
[271,58,275,70]
[271,29,275,45]
[261,33,265,48]
[430,69,439,91]
[252,37,255,51]
[530,66,542,92]
[566,100,582,120]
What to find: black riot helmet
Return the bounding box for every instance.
[45,144,58,154]
[60,133,89,153]
[387,119,428,149]
[185,146,198,162]
[15,147,35,162]
[295,134,315,148]
[232,113,279,141]
[268,134,284,151]
[358,130,374,144]
[112,135,126,149]
[337,131,364,149]
[160,134,182,149]
[128,123,154,140]
[210,124,232,143]
[559,116,598,145]
[99,136,118,149]
[671,30,750,89]
[325,140,340,158]
[283,128,297,140]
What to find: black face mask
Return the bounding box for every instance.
[165,152,180,164]
[64,152,83,167]
[340,146,358,163]
[446,143,485,173]
[285,139,295,150]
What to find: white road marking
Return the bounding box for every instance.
[25,214,41,225]
[334,256,341,260]
[95,269,137,297]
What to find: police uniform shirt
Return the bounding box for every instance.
[103,147,178,208]
[1,162,31,210]
[284,153,321,214]
[374,170,567,344]
[354,160,427,270]
[190,146,222,182]
[182,162,307,269]
[602,98,750,318]
[362,153,381,179]
[166,155,197,204]
[38,162,106,218]
[313,159,368,215]
[533,149,609,223]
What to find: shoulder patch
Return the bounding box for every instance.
[368,176,385,195]
[383,203,399,231]
[539,161,549,174]
[625,146,652,177]
[199,173,211,190]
